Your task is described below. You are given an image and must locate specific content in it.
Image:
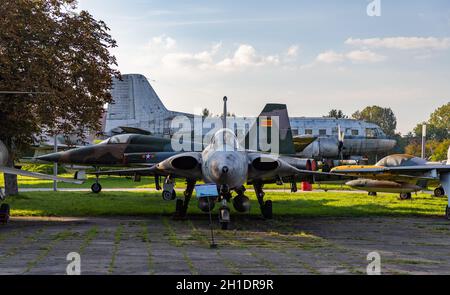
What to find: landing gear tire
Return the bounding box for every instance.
[91,182,102,194]
[434,187,445,198]
[261,200,273,219]
[368,192,377,196]
[0,203,10,224]
[219,207,230,230]
[399,192,412,200]
[162,190,176,201]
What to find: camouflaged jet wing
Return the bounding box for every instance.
[0,166,84,184]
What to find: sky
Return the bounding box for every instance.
[78,0,450,134]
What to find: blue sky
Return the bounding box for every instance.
[78,0,450,134]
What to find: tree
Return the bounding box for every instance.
[352,106,397,137]
[429,102,450,131]
[0,0,119,195]
[325,109,347,119]
[201,108,211,117]
[413,103,449,141]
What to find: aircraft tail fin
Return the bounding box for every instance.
[243,104,295,155]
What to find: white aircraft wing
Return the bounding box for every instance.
[0,166,84,184]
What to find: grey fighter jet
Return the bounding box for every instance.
[91,97,332,229]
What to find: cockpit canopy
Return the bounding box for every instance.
[211,129,240,150]
[99,134,132,145]
[376,154,427,167]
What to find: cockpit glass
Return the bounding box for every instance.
[108,134,131,144]
[211,129,240,150]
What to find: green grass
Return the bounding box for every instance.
[3,190,447,218]
[0,172,353,191]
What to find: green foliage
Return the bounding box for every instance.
[325,109,347,119]
[413,103,449,141]
[0,0,119,194]
[430,139,450,161]
[0,0,119,149]
[352,106,397,137]
[404,139,449,160]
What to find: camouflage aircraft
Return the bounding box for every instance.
[331,148,450,219]
[38,98,325,229]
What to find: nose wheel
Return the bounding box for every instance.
[219,200,230,230]
[91,182,102,194]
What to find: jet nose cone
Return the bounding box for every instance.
[36,152,61,163]
[222,166,229,174]
[209,161,233,184]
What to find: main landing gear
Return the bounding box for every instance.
[91,174,102,193]
[173,179,196,220]
[254,182,272,219]
[162,176,176,201]
[399,192,412,200]
[434,186,445,198]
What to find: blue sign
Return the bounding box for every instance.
[195,184,219,198]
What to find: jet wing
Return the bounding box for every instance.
[332,164,450,180]
[0,166,84,184]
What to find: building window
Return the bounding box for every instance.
[352,129,359,136]
[292,128,299,136]
[319,129,327,136]
[305,129,313,135]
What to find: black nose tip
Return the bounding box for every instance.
[222,166,229,174]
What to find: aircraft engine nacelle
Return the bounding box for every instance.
[156,152,202,179]
[248,154,299,180]
[197,197,216,212]
[0,140,9,166]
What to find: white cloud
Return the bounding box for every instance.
[316,50,345,63]
[162,43,221,70]
[216,44,280,71]
[345,50,386,63]
[345,37,450,50]
[145,37,284,72]
[315,49,385,64]
[147,35,177,50]
[286,45,299,57]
